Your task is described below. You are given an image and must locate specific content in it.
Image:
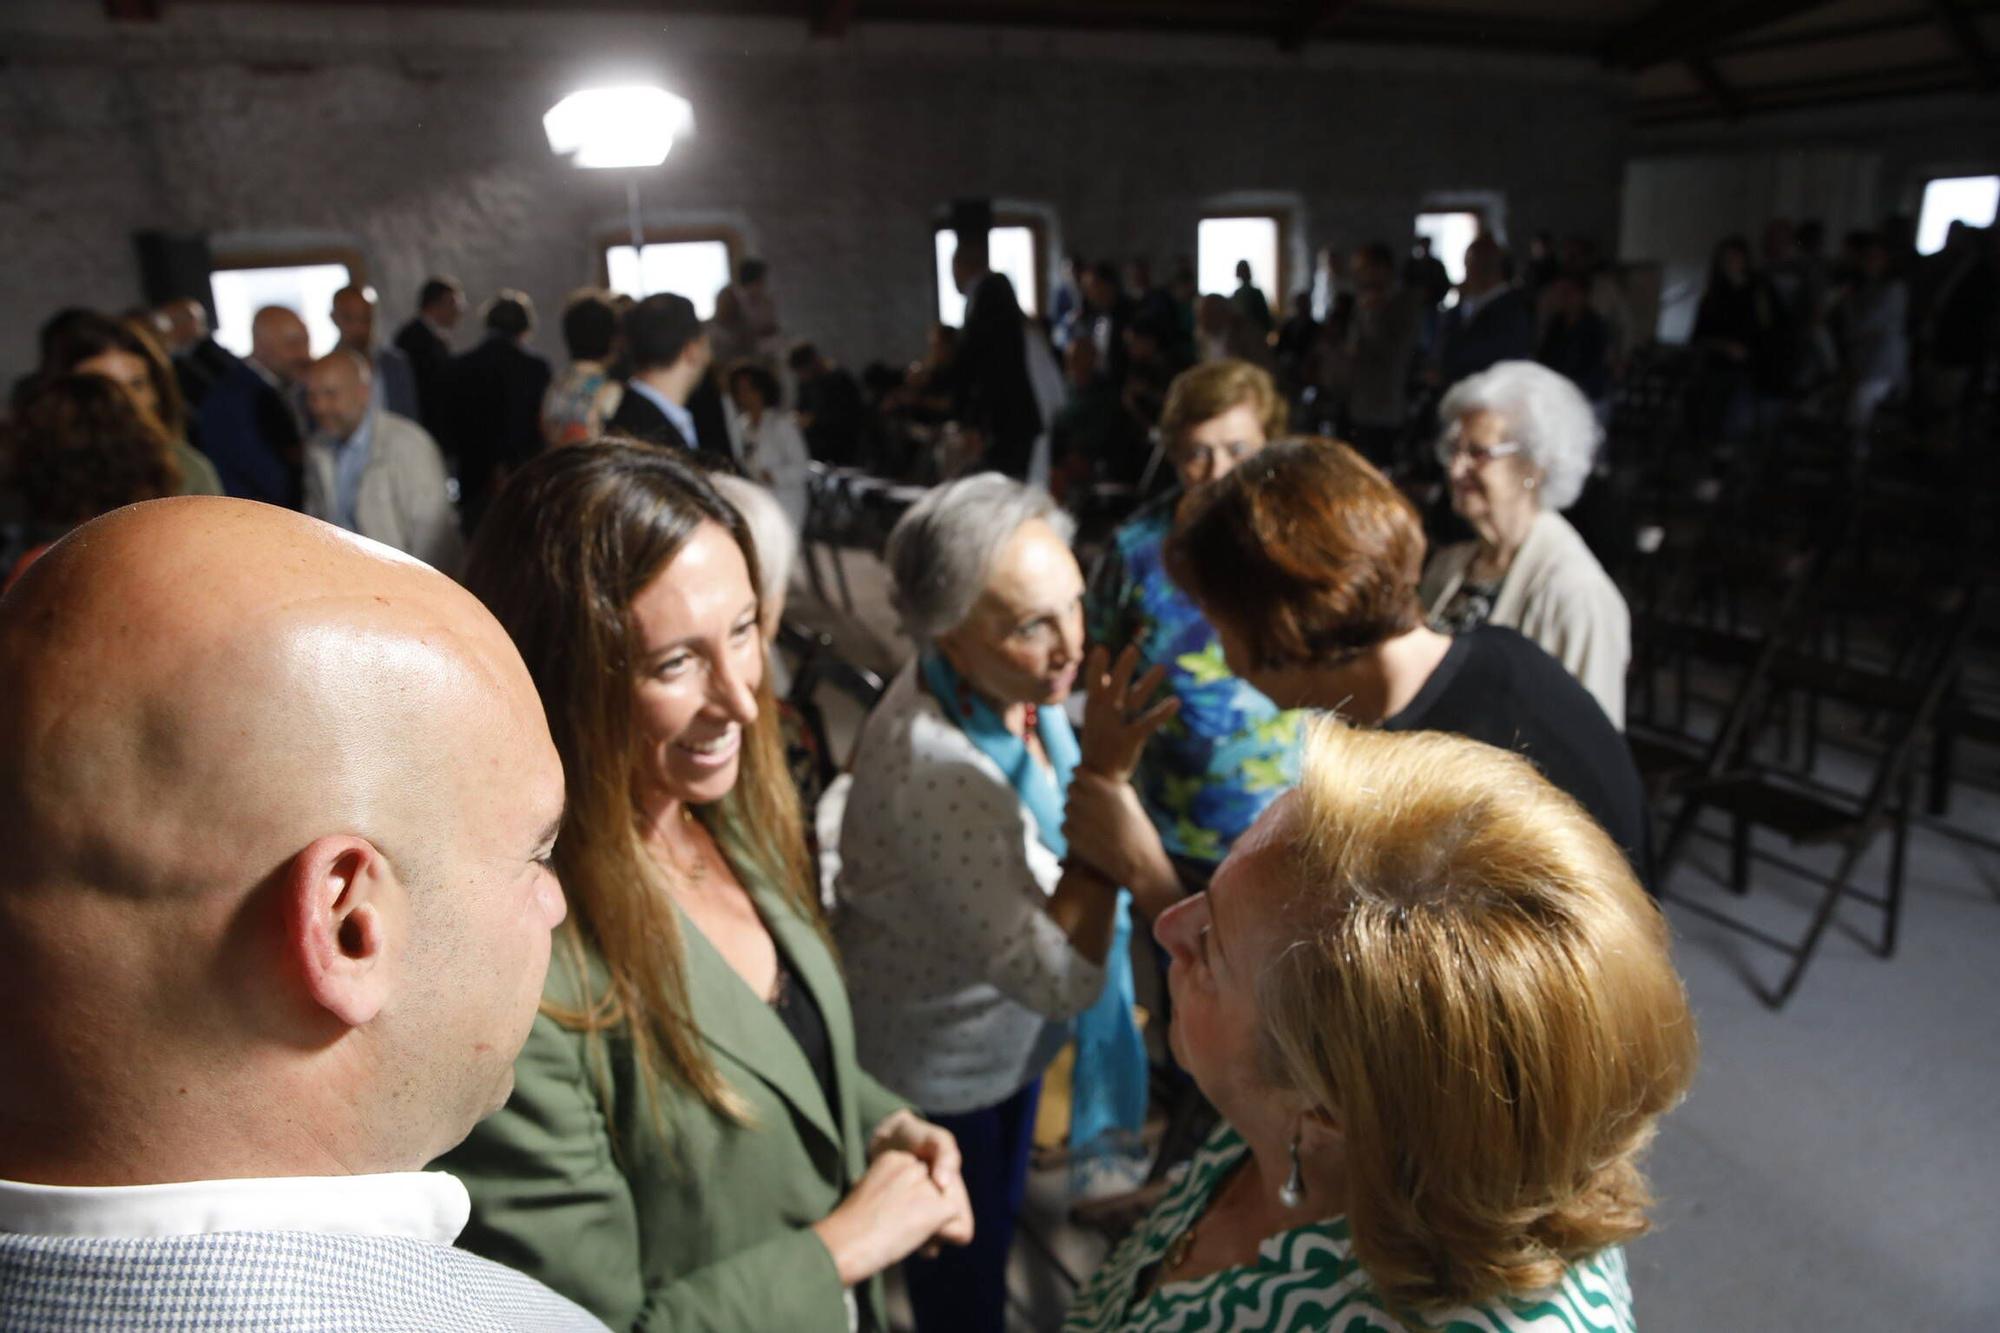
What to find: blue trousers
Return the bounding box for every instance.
[902,1078,1042,1333]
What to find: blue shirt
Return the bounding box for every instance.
[328,413,375,533]
[1085,492,1302,868]
[625,379,698,451]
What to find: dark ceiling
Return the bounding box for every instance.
[106,0,2000,124]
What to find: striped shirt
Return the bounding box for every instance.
[1065,1125,1635,1333]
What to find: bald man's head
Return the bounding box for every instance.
[0,499,566,1183]
[250,306,312,385]
[306,350,374,441]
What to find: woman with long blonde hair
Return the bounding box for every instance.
[439,441,971,1332]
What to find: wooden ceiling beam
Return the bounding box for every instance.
[1931,0,1996,92]
[1687,53,1746,121]
[810,0,857,39]
[1276,0,1356,54]
[1602,0,1839,70]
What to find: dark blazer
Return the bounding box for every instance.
[373,344,420,420]
[439,336,551,511]
[439,856,908,1332]
[944,272,1043,479]
[195,360,302,507]
[393,317,453,437]
[1437,287,1536,387]
[606,381,740,474]
[172,336,239,411]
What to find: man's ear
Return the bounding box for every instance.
[282,836,401,1029]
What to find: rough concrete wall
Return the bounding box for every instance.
[0,3,1632,381]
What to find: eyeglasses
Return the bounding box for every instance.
[1434,429,1524,469]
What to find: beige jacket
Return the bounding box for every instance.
[1421,509,1630,728]
[304,410,464,577]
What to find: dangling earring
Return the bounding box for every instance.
[957,678,975,720]
[1278,1130,1306,1208]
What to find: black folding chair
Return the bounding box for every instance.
[1663,588,1980,1008]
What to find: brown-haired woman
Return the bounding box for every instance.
[1095,435,1650,886]
[437,442,971,1332]
[1063,719,1695,1331]
[4,374,181,589]
[43,311,225,497]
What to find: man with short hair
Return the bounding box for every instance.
[155,296,239,409]
[303,351,463,574]
[940,236,1045,478]
[197,305,310,506]
[332,284,419,420]
[1435,235,1534,386]
[1336,241,1423,467]
[607,292,734,471]
[439,291,551,531]
[0,498,600,1331]
[540,289,624,448]
[787,340,864,466]
[394,276,466,436]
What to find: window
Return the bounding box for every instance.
[209,255,359,359]
[1917,176,1999,255]
[1197,216,1281,304]
[600,228,741,319]
[934,223,1041,327]
[1414,211,1483,287]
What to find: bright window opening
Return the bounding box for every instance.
[210,262,353,359]
[1917,176,1999,255]
[935,225,1039,327]
[1197,216,1279,302]
[605,239,733,318]
[1414,211,1482,286]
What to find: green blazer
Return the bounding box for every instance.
[436,858,908,1332]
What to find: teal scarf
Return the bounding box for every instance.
[920,651,1149,1190]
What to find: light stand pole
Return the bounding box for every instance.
[626,176,648,296]
[542,85,694,300]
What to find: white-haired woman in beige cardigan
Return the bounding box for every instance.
[1420,360,1631,728]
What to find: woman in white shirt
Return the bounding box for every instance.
[725,362,812,533]
[1419,360,1631,728]
[836,474,1167,1333]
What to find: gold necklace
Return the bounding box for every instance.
[657,804,711,885]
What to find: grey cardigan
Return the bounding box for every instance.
[1420,509,1631,729]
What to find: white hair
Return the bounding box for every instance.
[886,473,1075,641]
[709,474,798,614]
[1438,360,1600,511]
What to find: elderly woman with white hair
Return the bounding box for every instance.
[836,473,1171,1333]
[1420,360,1632,727]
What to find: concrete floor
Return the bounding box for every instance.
[790,547,2000,1333]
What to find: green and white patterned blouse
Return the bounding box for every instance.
[1064,1125,1636,1333]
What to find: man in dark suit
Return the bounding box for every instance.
[393,276,465,439]
[788,341,866,466]
[940,239,1043,479]
[438,291,550,533]
[198,305,309,507]
[1435,235,1535,387]
[156,298,240,411]
[606,293,737,473]
[332,284,419,420]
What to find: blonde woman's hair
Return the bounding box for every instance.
[1159,357,1288,448]
[1260,719,1696,1317]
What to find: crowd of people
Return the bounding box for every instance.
[35,210,1961,1332]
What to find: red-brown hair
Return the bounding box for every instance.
[1164,436,1424,668]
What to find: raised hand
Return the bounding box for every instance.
[1078,644,1180,782]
